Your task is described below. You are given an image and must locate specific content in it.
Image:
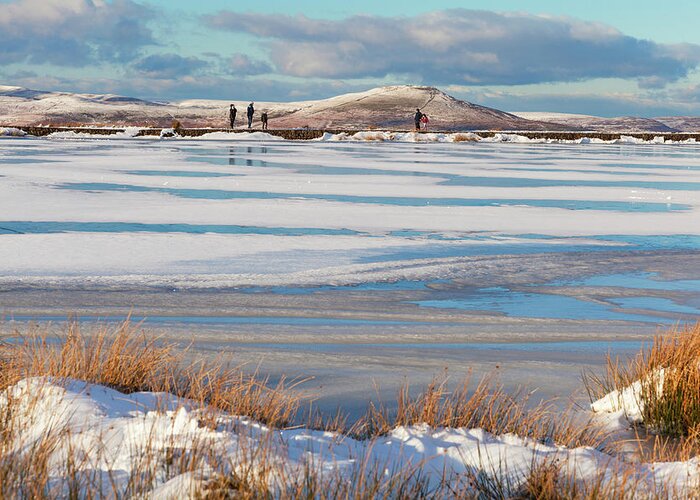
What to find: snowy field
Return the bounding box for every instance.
[2,133,700,411]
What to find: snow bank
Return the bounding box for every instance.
[317,131,699,145]
[48,127,144,140]
[120,126,142,138]
[591,369,666,425]
[0,127,27,137]
[2,378,698,497]
[19,127,700,144]
[44,129,285,141]
[319,131,482,143]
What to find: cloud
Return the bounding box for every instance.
[205,9,700,86]
[447,86,694,117]
[638,76,672,90]
[6,65,700,116]
[668,83,700,104]
[133,53,208,79]
[227,53,273,76]
[0,69,365,103]
[0,0,155,66]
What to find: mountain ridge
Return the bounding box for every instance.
[1,84,697,132]
[0,85,561,131]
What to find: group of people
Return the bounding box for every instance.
[229,103,268,130]
[414,109,430,131]
[229,103,428,131]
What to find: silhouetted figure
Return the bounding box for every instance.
[414,108,423,131]
[229,104,237,129]
[247,102,255,129]
[261,112,269,130]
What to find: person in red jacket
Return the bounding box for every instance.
[420,114,430,131]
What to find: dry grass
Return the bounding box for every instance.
[358,131,388,141]
[584,322,700,440]
[1,320,697,498]
[0,320,302,428]
[452,133,480,142]
[456,453,680,499]
[356,374,609,451]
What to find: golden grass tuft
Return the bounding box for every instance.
[584,322,700,440]
[358,131,387,141]
[0,320,302,428]
[452,133,480,142]
[357,374,608,451]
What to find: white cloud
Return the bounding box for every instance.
[0,0,155,65]
[205,9,700,86]
[133,54,208,79]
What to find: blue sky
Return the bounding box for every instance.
[2,0,700,116]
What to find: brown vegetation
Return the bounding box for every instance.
[585,322,700,442]
[0,320,698,498]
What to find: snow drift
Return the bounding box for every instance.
[2,377,698,498]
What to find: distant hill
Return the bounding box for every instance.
[266,86,560,131]
[3,84,697,132]
[513,111,680,133]
[0,84,561,131]
[655,117,700,132]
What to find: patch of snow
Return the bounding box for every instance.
[2,377,698,497]
[159,128,177,138]
[316,131,697,145]
[0,127,27,137]
[591,369,666,425]
[320,131,485,143]
[120,126,142,138]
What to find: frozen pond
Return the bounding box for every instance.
[2,134,700,412]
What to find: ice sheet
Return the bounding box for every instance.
[1,137,699,297]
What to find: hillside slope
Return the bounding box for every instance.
[0,84,558,131]
[268,86,559,131]
[655,116,700,132]
[513,111,678,132]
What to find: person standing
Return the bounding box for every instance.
[261,112,269,130]
[414,108,423,131]
[421,114,430,131]
[247,102,255,129]
[229,104,237,129]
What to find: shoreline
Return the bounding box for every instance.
[4,125,700,141]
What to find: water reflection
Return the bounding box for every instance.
[226,146,269,166]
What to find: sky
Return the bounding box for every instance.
[2,0,700,116]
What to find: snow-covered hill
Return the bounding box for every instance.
[656,116,700,132]
[0,85,307,128]
[4,83,696,132]
[268,85,560,130]
[513,111,679,132]
[0,84,559,130]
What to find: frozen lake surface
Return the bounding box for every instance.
[2,135,700,413]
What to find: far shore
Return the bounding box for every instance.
[4,125,700,141]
